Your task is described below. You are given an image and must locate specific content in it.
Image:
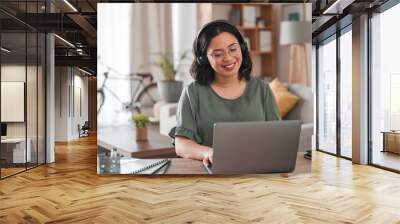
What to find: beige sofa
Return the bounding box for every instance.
[283,83,314,152]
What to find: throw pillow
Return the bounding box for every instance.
[269,78,300,118]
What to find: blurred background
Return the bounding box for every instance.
[97,3,312,127]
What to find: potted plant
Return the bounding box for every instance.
[154,51,190,102]
[131,113,150,141]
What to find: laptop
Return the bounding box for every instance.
[204,120,302,174]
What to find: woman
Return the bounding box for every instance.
[174,20,280,166]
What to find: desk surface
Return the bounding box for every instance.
[165,153,310,175]
[98,125,311,174]
[381,131,400,134]
[1,137,28,143]
[98,152,310,175]
[97,124,175,158]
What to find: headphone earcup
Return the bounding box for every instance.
[197,56,202,65]
[194,36,205,66]
[197,56,207,66]
[241,41,249,54]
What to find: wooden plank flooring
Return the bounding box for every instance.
[1,135,400,223]
[1,167,26,177]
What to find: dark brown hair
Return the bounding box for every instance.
[190,20,252,85]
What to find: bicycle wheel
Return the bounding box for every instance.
[97,90,105,114]
[135,82,160,118]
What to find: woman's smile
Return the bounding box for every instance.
[221,62,236,70]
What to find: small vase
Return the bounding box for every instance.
[157,80,183,103]
[136,127,148,141]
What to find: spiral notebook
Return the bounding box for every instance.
[138,159,171,174]
[120,158,169,174]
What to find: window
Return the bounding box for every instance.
[340,28,352,158]
[316,26,353,159]
[371,3,400,171]
[317,36,337,155]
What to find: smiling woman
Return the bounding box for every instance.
[174,20,281,166]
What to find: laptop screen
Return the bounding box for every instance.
[1,123,7,137]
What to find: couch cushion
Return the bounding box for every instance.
[286,84,313,123]
[269,78,299,118]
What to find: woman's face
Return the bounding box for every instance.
[206,32,243,79]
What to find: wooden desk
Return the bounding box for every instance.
[381,131,400,154]
[98,125,311,175]
[97,124,176,158]
[1,138,32,164]
[165,153,310,175]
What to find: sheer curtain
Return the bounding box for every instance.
[130,3,173,80]
[172,3,197,85]
[98,3,134,127]
[97,3,197,127]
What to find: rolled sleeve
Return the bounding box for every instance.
[175,86,202,144]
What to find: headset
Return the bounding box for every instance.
[193,20,249,67]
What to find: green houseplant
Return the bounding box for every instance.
[154,51,190,102]
[131,113,150,141]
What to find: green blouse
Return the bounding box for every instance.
[175,77,281,147]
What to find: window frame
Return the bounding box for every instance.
[315,24,353,160]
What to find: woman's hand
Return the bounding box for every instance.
[175,137,213,164]
[202,148,213,167]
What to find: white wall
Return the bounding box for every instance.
[1,65,32,138]
[72,74,89,137]
[55,67,68,141]
[55,67,89,141]
[1,63,46,164]
[1,65,26,132]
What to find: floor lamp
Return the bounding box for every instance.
[280,21,312,159]
[280,21,311,86]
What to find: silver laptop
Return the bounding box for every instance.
[204,120,302,174]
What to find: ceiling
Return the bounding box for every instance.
[0,0,394,75]
[0,0,99,74]
[311,0,390,43]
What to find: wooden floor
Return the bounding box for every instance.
[1,167,26,178]
[1,163,45,178]
[1,135,400,223]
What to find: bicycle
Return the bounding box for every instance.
[97,68,160,119]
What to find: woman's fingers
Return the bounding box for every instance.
[203,157,210,166]
[209,148,213,164]
[202,148,213,167]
